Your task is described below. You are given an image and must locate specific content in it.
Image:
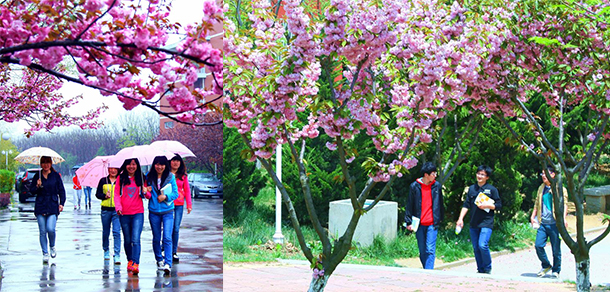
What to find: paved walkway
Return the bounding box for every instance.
[225,226,610,291]
[0,186,223,292]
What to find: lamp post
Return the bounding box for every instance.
[1,133,11,170]
[1,150,12,169]
[273,144,284,244]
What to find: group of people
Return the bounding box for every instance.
[405,162,566,278]
[30,154,193,276]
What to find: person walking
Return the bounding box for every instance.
[95,165,122,264]
[146,156,179,274]
[29,156,66,264]
[72,174,83,210]
[456,165,502,274]
[404,162,444,269]
[83,186,93,209]
[530,166,568,278]
[114,158,150,275]
[169,154,192,263]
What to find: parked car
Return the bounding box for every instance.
[18,168,41,203]
[188,173,223,198]
[15,171,24,190]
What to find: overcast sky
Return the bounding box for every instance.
[2,0,205,139]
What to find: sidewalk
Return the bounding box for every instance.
[225,215,610,291]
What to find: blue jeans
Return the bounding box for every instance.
[150,212,174,267]
[470,227,493,273]
[36,214,57,255]
[535,223,562,273]
[172,205,184,254]
[415,225,438,269]
[101,210,121,255]
[119,213,143,264]
[83,187,92,206]
[73,189,82,207]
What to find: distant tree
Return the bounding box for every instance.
[154,112,222,174]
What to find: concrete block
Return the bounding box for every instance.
[329,199,397,247]
[584,186,610,213]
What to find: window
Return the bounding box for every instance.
[194,78,204,89]
[164,121,174,129]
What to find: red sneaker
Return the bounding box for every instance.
[132,263,139,275]
[127,260,134,272]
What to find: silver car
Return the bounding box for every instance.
[188,173,223,198]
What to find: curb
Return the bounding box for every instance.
[276,259,563,284]
[433,226,609,270]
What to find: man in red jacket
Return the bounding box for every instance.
[404,162,445,269]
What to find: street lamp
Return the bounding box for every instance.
[1,150,12,169]
[1,133,12,169]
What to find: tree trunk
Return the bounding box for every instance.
[308,275,329,292]
[575,258,590,292]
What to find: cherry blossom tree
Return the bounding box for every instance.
[466,1,610,290]
[0,0,223,135]
[224,0,508,290]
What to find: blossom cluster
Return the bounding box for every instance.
[1,0,223,133]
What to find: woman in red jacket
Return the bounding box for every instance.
[169,154,192,263]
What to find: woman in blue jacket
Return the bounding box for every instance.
[29,156,66,264]
[145,156,179,274]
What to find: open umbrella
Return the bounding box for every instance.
[114,145,175,166]
[150,140,196,158]
[14,147,65,164]
[75,155,122,188]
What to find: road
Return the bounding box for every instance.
[0,183,223,292]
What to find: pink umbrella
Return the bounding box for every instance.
[75,156,122,188]
[114,145,175,166]
[150,140,196,158]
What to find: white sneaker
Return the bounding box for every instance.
[163,263,171,274]
[552,272,560,279]
[43,254,49,264]
[537,267,551,277]
[157,261,164,270]
[50,247,56,258]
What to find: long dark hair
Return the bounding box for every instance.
[118,158,143,187]
[170,154,186,180]
[146,156,170,188]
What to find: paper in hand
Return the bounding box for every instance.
[161,183,172,194]
[475,192,495,213]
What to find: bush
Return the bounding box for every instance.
[223,126,267,221]
[0,169,15,193]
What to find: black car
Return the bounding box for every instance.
[15,171,24,190]
[18,168,41,203]
[188,173,223,198]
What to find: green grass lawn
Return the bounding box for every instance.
[224,187,537,266]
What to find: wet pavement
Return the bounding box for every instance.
[0,183,222,291]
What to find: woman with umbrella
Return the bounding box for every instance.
[95,163,122,264]
[114,158,150,275]
[145,155,179,274]
[29,156,66,264]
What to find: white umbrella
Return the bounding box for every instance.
[14,147,65,164]
[150,140,196,158]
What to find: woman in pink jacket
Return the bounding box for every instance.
[114,158,150,275]
[169,154,192,262]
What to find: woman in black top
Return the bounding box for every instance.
[29,156,66,264]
